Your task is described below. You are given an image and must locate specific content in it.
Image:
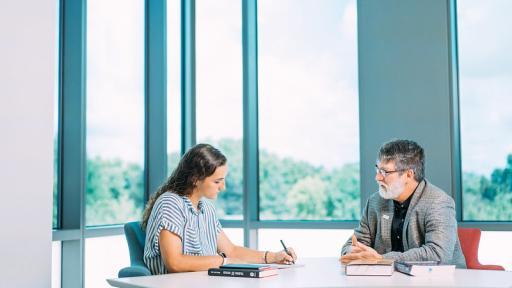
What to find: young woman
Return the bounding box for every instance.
[141,144,297,274]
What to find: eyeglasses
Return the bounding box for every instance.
[374,165,406,177]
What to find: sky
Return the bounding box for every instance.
[191,0,359,170]
[80,0,511,177]
[457,0,512,175]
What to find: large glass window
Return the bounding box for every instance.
[258,0,360,220]
[86,0,145,226]
[258,229,353,256]
[167,0,181,174]
[458,0,512,221]
[85,236,129,288]
[196,0,243,220]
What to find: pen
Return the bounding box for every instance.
[280,239,295,264]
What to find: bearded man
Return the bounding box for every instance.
[340,139,466,268]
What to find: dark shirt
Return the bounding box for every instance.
[391,193,413,252]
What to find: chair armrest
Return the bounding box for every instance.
[118,265,152,278]
[473,264,505,271]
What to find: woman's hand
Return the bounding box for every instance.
[268,247,297,264]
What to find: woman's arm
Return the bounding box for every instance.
[217,231,297,264]
[159,229,223,272]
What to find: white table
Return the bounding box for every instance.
[107,257,512,288]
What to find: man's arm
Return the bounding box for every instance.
[382,197,457,263]
[341,198,373,255]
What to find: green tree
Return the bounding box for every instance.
[286,176,328,219]
[86,157,143,226]
[463,153,512,221]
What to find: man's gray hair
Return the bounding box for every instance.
[378,139,425,182]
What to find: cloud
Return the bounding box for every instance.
[458,0,512,175]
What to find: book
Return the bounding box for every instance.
[220,264,271,270]
[208,264,278,278]
[394,261,455,276]
[345,259,395,276]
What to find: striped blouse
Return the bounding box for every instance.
[143,192,222,275]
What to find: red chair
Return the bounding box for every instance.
[457,228,505,270]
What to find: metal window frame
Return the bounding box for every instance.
[54,0,168,287]
[58,0,86,287]
[53,0,512,287]
[181,0,196,152]
[450,0,512,229]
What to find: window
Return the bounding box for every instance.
[196,0,243,220]
[258,0,360,220]
[258,229,353,256]
[458,0,512,221]
[86,0,145,226]
[167,0,181,174]
[85,236,129,288]
[52,241,61,288]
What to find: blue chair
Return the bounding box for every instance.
[118,221,152,277]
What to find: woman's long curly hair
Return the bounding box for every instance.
[141,143,226,230]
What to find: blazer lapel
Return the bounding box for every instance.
[379,200,394,253]
[402,180,427,250]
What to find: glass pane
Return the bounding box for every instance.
[85,235,130,288]
[86,0,145,226]
[167,0,181,174]
[53,1,60,229]
[479,231,512,271]
[258,229,353,257]
[53,64,59,229]
[258,0,360,220]
[196,0,243,220]
[458,0,512,221]
[223,228,244,246]
[52,241,61,288]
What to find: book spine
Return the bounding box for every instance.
[208,269,260,278]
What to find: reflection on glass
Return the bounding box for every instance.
[458,0,512,221]
[86,0,145,226]
[167,0,181,174]
[196,0,243,220]
[258,0,360,220]
[53,76,59,229]
[53,1,60,229]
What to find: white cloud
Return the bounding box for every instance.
[458,0,512,175]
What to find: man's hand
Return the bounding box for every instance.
[339,234,383,264]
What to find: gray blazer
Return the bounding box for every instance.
[341,180,466,268]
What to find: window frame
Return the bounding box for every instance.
[53,0,512,287]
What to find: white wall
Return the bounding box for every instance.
[0,1,57,287]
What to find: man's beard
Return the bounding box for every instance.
[378,180,404,200]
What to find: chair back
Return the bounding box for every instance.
[457,227,505,270]
[124,221,147,267]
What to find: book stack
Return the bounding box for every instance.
[395,261,455,276]
[208,264,279,278]
[345,259,395,276]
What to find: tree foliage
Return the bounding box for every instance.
[463,154,512,220]
[52,136,512,225]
